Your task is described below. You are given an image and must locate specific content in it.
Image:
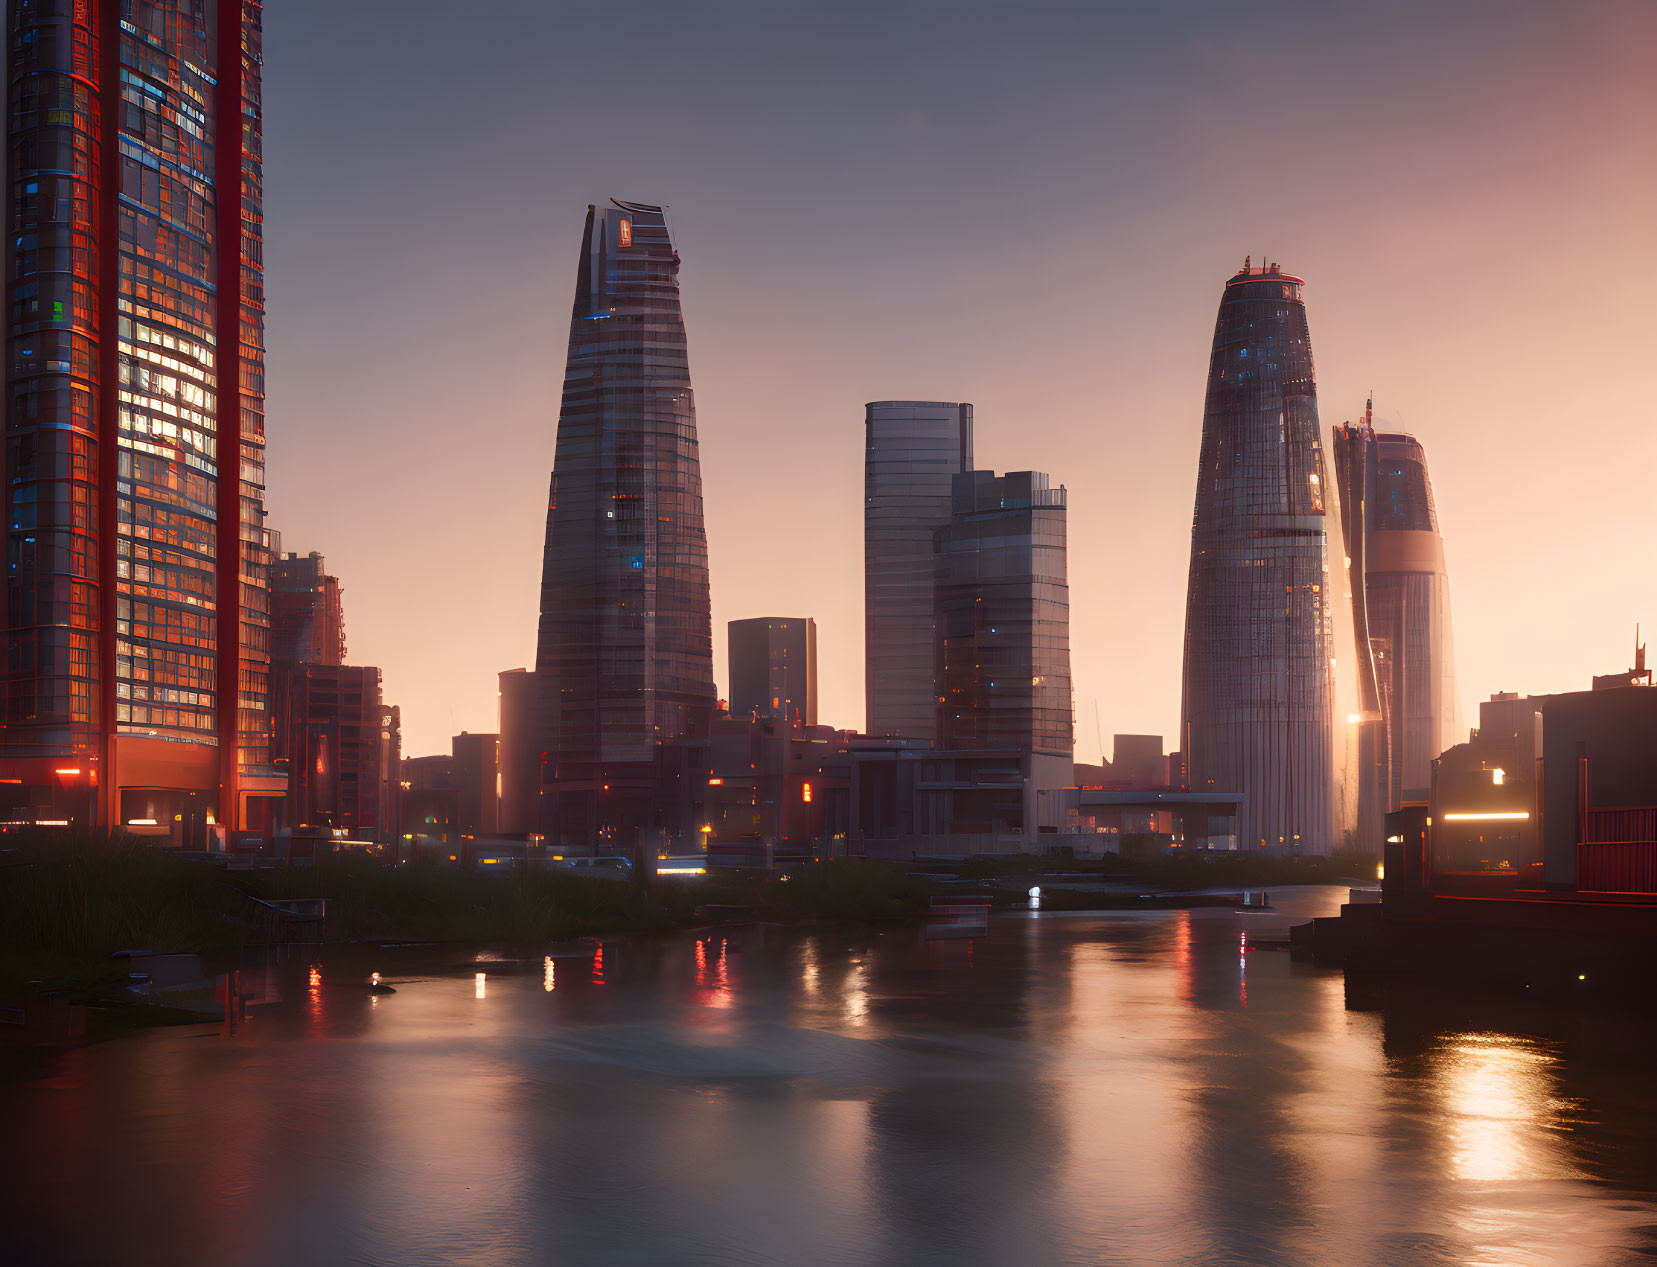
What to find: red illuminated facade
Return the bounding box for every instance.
[1,0,281,835]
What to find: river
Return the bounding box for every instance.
[5,885,1657,1265]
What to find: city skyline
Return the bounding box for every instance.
[257,1,1657,758]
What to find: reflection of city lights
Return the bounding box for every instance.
[844,961,869,1025]
[1438,1033,1563,1182]
[543,956,556,992]
[800,940,820,997]
[475,972,487,999]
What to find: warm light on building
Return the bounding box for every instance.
[1442,811,1530,822]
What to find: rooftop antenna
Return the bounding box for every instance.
[1637,623,1646,676]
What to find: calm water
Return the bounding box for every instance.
[7,886,1657,1266]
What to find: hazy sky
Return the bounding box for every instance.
[261,1,1657,760]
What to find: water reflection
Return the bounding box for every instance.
[3,887,1657,1266]
[1436,1032,1571,1183]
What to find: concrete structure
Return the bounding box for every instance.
[1304,663,1657,998]
[864,401,973,740]
[728,617,817,725]
[0,0,281,836]
[534,201,715,848]
[496,668,539,836]
[1180,261,1335,854]
[1332,401,1457,851]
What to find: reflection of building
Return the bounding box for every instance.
[496,669,539,836]
[533,200,715,848]
[729,618,817,725]
[1181,261,1335,854]
[280,666,390,839]
[451,731,498,838]
[864,401,974,740]
[935,471,1072,761]
[1332,402,1456,850]
[0,0,281,836]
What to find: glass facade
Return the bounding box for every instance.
[534,200,715,846]
[1333,407,1456,849]
[2,0,269,827]
[1180,262,1335,854]
[934,470,1071,757]
[863,400,972,740]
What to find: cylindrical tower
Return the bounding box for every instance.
[1180,261,1335,854]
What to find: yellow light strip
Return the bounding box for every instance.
[1442,811,1530,821]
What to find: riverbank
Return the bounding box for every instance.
[0,834,1375,1000]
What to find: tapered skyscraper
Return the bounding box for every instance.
[535,201,715,847]
[1181,262,1335,853]
[1332,404,1456,850]
[864,401,973,739]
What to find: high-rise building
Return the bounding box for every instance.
[1180,261,1335,854]
[533,201,715,848]
[279,664,388,840]
[1332,402,1456,849]
[934,470,1072,757]
[270,551,345,669]
[729,617,816,725]
[451,731,498,838]
[864,401,973,740]
[495,668,539,836]
[0,0,280,836]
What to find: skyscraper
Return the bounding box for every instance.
[729,617,817,725]
[1180,261,1335,854]
[270,551,345,669]
[1332,403,1456,849]
[0,0,279,836]
[495,668,539,837]
[864,401,973,740]
[534,201,715,847]
[934,470,1072,757]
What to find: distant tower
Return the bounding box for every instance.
[1180,262,1336,854]
[729,618,817,725]
[864,402,974,739]
[1332,404,1457,850]
[534,201,715,847]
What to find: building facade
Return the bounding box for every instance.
[451,730,498,838]
[533,200,715,848]
[728,616,816,726]
[863,401,973,740]
[495,667,538,836]
[1180,261,1335,853]
[1332,402,1456,850]
[934,470,1072,758]
[270,550,344,669]
[279,664,387,840]
[0,0,279,835]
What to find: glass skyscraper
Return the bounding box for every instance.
[1,0,277,835]
[863,400,972,740]
[534,200,714,847]
[1180,262,1335,853]
[934,470,1071,756]
[1332,403,1456,850]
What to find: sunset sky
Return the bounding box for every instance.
[261,1,1657,760]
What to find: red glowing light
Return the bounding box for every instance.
[801,781,812,803]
